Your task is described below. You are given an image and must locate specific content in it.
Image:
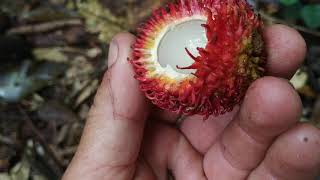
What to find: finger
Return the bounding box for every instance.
[133,158,156,180]
[248,124,320,180]
[180,108,238,154]
[63,33,149,180]
[264,24,306,78]
[203,77,302,179]
[142,122,206,180]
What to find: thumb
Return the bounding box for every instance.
[63,33,149,180]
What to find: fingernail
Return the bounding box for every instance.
[108,39,119,67]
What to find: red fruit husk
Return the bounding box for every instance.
[131,0,266,118]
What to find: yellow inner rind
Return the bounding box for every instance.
[237,29,265,80]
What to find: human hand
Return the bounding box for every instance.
[62,24,320,180]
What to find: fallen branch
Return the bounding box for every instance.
[18,106,64,177]
[7,19,82,35]
[0,134,16,147]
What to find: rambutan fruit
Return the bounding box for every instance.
[131,0,266,118]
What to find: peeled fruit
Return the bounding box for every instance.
[131,0,266,118]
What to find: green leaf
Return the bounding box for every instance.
[301,5,320,29]
[280,0,299,6]
[281,2,302,23]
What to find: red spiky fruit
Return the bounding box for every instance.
[131,0,266,118]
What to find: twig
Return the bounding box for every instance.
[57,146,77,157]
[259,10,320,37]
[80,8,126,30]
[7,19,82,35]
[18,106,64,176]
[0,134,16,147]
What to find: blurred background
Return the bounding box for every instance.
[0,0,319,180]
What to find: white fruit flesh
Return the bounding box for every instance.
[157,20,207,75]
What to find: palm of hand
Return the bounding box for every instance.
[63,25,320,180]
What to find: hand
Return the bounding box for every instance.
[62,25,320,180]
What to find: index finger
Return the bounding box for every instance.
[264,24,306,78]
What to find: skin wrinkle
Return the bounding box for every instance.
[266,159,319,180]
[110,57,149,122]
[92,160,136,178]
[269,149,318,176]
[167,129,206,180]
[108,67,119,122]
[107,60,147,123]
[225,120,268,170]
[69,127,137,180]
[169,133,183,170]
[219,139,251,173]
[88,73,117,121]
[133,157,156,179]
[266,160,312,179]
[87,107,138,174]
[141,122,176,180]
[170,133,187,172]
[248,165,278,180]
[241,110,279,139]
[85,115,140,170]
[217,111,267,172]
[144,157,156,177]
[166,129,181,176]
[216,140,249,177]
[236,116,269,147]
[180,108,239,154]
[107,39,119,67]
